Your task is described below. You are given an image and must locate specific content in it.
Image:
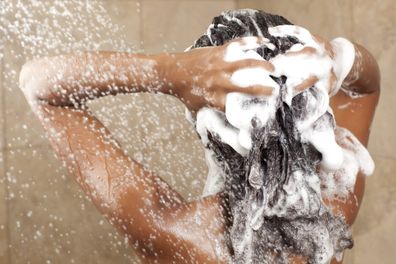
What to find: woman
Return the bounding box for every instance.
[19,10,379,264]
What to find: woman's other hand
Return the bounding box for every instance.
[267,25,342,96]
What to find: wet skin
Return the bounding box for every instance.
[19,36,380,263]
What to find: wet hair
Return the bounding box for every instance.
[191,9,353,264]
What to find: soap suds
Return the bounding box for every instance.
[330,38,356,96]
[188,9,374,264]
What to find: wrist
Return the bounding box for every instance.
[153,51,204,112]
[152,52,181,96]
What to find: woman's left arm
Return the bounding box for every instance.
[19,50,230,262]
[18,38,281,262]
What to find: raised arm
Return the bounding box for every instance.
[19,37,276,112]
[330,42,380,147]
[19,54,202,261]
[327,41,380,264]
[19,37,282,263]
[19,51,170,106]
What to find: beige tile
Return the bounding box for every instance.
[236,0,265,9]
[352,156,396,263]
[89,93,208,200]
[20,0,140,54]
[3,45,47,149]
[0,151,8,264]
[98,0,141,51]
[353,210,396,264]
[236,0,354,39]
[351,0,396,159]
[1,1,57,149]
[343,249,354,264]
[6,145,138,263]
[1,25,8,264]
[353,156,396,234]
[351,0,396,58]
[364,38,396,159]
[87,94,148,157]
[142,0,236,53]
[129,94,207,200]
[0,54,4,150]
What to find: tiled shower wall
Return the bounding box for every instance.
[0,0,394,263]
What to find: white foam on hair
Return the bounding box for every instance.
[188,25,373,199]
[330,38,356,96]
[248,16,264,37]
[224,37,271,62]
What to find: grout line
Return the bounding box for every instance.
[139,0,144,51]
[0,46,11,264]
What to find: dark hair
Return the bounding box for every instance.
[191,9,352,264]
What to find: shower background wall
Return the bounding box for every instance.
[0,0,394,263]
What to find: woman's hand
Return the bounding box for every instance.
[164,37,278,113]
[267,25,342,97]
[20,31,365,115]
[267,25,379,97]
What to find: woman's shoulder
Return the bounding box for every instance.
[330,89,380,146]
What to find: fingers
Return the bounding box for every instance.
[229,59,275,73]
[283,46,318,57]
[224,36,273,62]
[227,65,278,91]
[293,75,319,95]
[313,34,335,59]
[215,96,226,112]
[227,84,275,97]
[228,36,271,50]
[327,71,339,96]
[202,91,226,112]
[209,82,275,112]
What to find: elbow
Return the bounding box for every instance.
[357,43,381,94]
[342,43,381,95]
[370,56,381,94]
[19,61,43,106]
[19,59,67,107]
[19,62,33,98]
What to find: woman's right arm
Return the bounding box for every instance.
[330,42,380,147]
[18,37,279,263]
[327,42,380,264]
[19,37,276,112]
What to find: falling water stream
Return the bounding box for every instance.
[0,0,207,262]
